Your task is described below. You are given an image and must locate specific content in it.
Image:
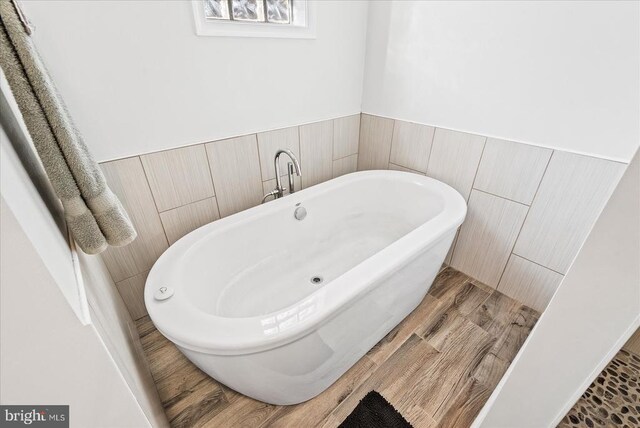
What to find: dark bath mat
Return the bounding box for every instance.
[339,391,413,428]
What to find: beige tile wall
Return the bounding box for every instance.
[513,151,626,273]
[102,111,625,320]
[358,114,626,312]
[159,198,220,245]
[100,158,169,283]
[300,120,334,188]
[451,190,528,287]
[390,121,434,173]
[257,126,300,180]
[427,128,486,200]
[99,115,360,321]
[140,145,215,212]
[357,114,394,170]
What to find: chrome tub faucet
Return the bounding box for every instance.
[262,149,302,203]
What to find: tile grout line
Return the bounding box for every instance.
[250,132,270,201]
[331,118,337,178]
[333,152,359,162]
[471,188,531,207]
[510,253,566,276]
[449,136,488,267]
[495,150,556,291]
[356,113,364,171]
[156,195,218,214]
[388,162,425,175]
[203,144,224,219]
[386,118,397,169]
[137,155,171,260]
[115,269,148,286]
[494,253,515,295]
[201,143,218,200]
[360,112,630,165]
[331,119,335,167]
[98,114,629,167]
[138,156,163,221]
[253,132,268,188]
[298,124,305,188]
[424,125,438,176]
[255,132,267,181]
[349,114,361,174]
[328,118,335,181]
[467,136,488,203]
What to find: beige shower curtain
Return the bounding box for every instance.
[0,0,136,254]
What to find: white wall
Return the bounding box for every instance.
[22,1,638,162]
[0,76,88,323]
[0,199,153,428]
[21,0,369,162]
[78,250,168,427]
[1,79,167,425]
[362,1,640,162]
[474,150,640,427]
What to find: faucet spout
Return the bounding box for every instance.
[272,149,302,199]
[274,149,301,177]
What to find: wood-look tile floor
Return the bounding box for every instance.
[135,267,540,427]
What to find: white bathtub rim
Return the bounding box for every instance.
[154,229,456,358]
[145,171,466,355]
[145,171,465,354]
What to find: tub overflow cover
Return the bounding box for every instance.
[154,286,175,301]
[294,206,307,221]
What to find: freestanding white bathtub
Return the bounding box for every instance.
[145,170,466,405]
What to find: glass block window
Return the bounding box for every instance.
[266,0,291,24]
[203,0,292,24]
[203,0,230,20]
[193,0,314,39]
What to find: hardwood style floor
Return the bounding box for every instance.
[135,267,540,427]
[560,348,640,428]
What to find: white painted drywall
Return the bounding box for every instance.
[0,78,88,323]
[0,81,166,426]
[362,1,640,162]
[78,250,169,427]
[20,0,369,162]
[473,150,640,427]
[0,199,152,428]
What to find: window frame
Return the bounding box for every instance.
[191,0,316,39]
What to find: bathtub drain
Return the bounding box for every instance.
[310,276,323,285]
